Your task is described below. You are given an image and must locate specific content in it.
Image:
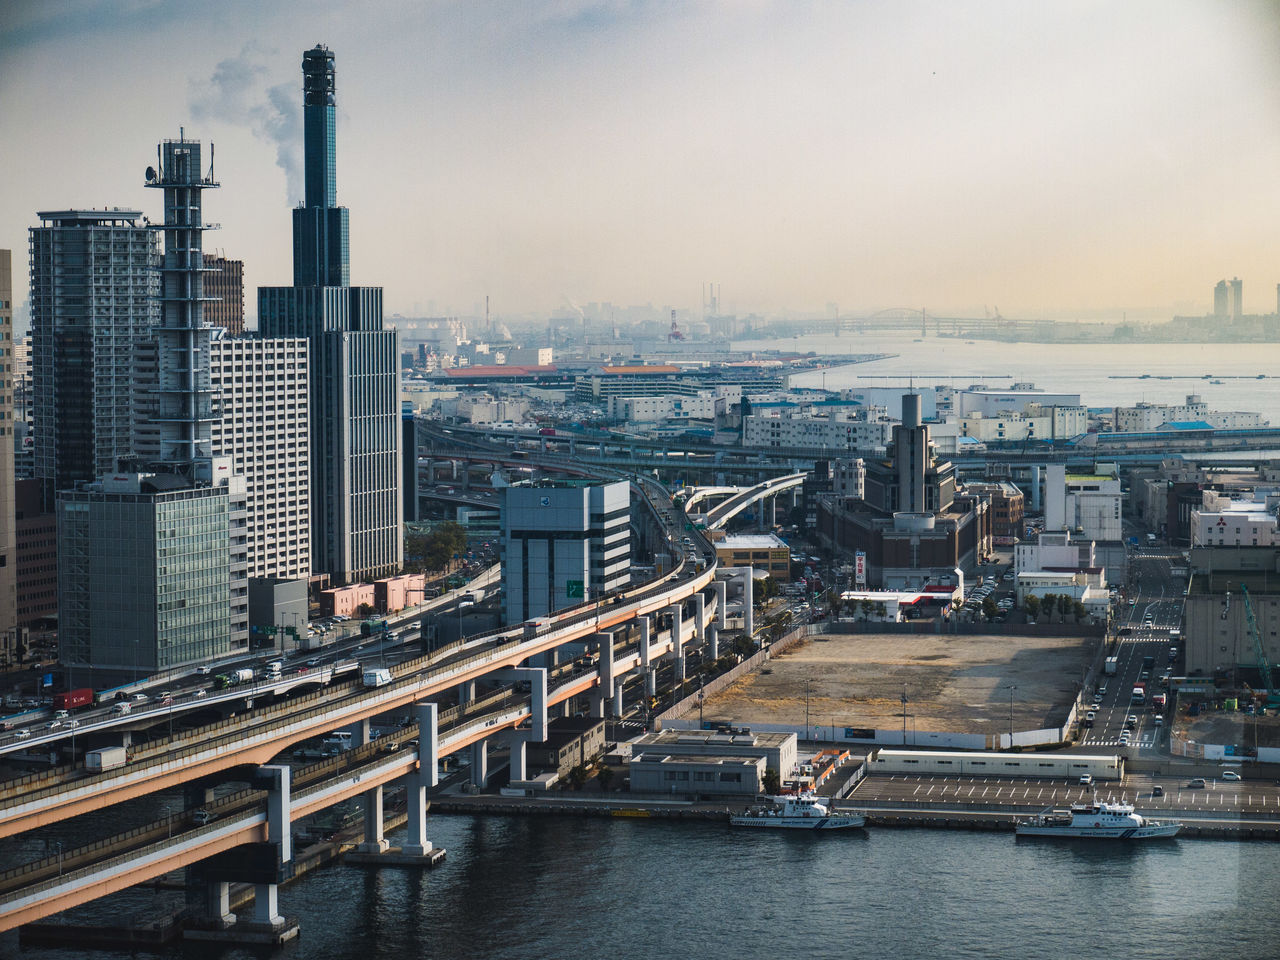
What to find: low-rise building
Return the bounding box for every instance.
[629,729,797,778]
[629,753,764,797]
[526,716,607,778]
[1114,395,1267,433]
[1184,546,1280,675]
[714,534,790,578]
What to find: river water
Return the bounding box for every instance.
[6,813,1280,960]
[739,332,1280,424]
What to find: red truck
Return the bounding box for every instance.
[53,688,93,711]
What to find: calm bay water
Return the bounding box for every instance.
[6,814,1280,960]
[741,332,1280,424]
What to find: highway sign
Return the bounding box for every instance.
[566,580,585,599]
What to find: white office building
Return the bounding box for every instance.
[501,479,631,625]
[209,336,311,580]
[1191,491,1280,547]
[1114,395,1267,433]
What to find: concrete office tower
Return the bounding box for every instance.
[893,393,928,514]
[58,466,244,676]
[259,44,402,585]
[209,334,310,580]
[203,254,244,335]
[29,210,159,496]
[501,479,631,625]
[1230,277,1243,321]
[0,251,16,665]
[1214,279,1229,319]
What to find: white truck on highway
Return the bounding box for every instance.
[86,746,128,772]
[362,668,392,688]
[1105,656,1119,676]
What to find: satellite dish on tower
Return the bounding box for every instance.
[145,166,157,183]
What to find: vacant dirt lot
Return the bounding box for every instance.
[1181,710,1280,751]
[703,632,1095,735]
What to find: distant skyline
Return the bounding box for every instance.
[4,1,1280,324]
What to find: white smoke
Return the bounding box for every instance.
[190,46,303,205]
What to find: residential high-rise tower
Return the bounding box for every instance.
[0,250,16,666]
[29,210,159,498]
[259,44,402,585]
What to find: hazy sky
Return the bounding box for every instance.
[4,1,1280,322]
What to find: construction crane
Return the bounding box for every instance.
[667,309,685,342]
[1240,584,1280,706]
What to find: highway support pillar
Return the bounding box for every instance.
[669,603,685,684]
[205,881,234,928]
[403,702,439,859]
[693,592,706,644]
[714,579,728,630]
[457,679,475,704]
[640,617,656,697]
[708,624,719,661]
[741,568,755,643]
[508,667,548,783]
[470,739,488,788]
[592,631,616,718]
[350,721,388,854]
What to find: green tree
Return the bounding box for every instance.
[874,602,887,621]
[762,767,782,795]
[1073,600,1087,622]
[404,521,469,574]
[597,765,615,792]
[567,764,588,791]
[982,596,998,621]
[1040,594,1056,623]
[1024,594,1041,620]
[860,599,874,621]
[357,602,373,618]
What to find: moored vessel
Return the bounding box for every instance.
[730,794,866,830]
[1016,801,1180,839]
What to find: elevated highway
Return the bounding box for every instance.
[0,619,717,930]
[703,473,806,530]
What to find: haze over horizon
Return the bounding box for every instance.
[4,1,1280,324]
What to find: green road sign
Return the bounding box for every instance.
[566,579,585,599]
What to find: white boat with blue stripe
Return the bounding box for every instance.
[1016,801,1180,839]
[730,794,866,830]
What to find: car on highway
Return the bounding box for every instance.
[191,809,216,826]
[12,729,30,739]
[1222,770,1242,781]
[1126,715,1138,728]
[131,693,149,704]
[1099,685,1108,696]
[1153,714,1163,725]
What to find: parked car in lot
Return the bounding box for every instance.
[1222,770,1242,781]
[1079,774,1093,786]
[1188,778,1206,788]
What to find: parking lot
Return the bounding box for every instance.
[851,772,1280,816]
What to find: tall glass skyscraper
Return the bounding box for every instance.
[260,45,402,585]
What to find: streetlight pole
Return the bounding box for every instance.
[1007,684,1017,749]
[901,684,908,746]
[804,678,811,741]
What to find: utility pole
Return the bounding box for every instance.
[901,684,908,746]
[1007,684,1017,749]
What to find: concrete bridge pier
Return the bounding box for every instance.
[457,679,476,704]
[591,631,616,718]
[508,667,548,784]
[707,623,719,660]
[403,703,440,859]
[349,721,388,854]
[693,593,706,645]
[639,617,656,697]
[204,881,235,928]
[470,739,488,788]
[713,579,728,630]
[669,603,685,683]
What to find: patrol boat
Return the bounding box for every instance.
[730,794,866,830]
[1016,801,1180,839]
